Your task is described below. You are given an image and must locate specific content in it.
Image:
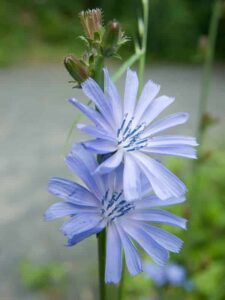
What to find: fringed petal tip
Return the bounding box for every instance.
[43,211,51,221]
[105,268,143,284]
[80,77,93,88]
[68,97,77,105]
[183,219,188,230]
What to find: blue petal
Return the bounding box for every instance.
[143,145,197,159]
[143,263,167,286]
[81,78,115,124]
[117,225,142,276]
[166,264,187,286]
[48,177,99,207]
[66,145,104,198]
[60,213,103,238]
[134,195,185,209]
[105,224,122,284]
[123,219,169,265]
[131,209,187,229]
[147,135,198,146]
[143,112,189,137]
[77,123,116,142]
[69,98,112,133]
[123,153,141,201]
[133,80,160,128]
[82,139,117,154]
[123,69,138,118]
[70,143,99,172]
[133,152,186,200]
[95,150,123,174]
[44,202,98,221]
[103,68,123,126]
[67,221,105,246]
[102,164,124,193]
[140,95,175,126]
[140,224,183,253]
[44,202,79,220]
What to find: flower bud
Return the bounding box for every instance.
[64,55,89,83]
[101,20,121,57]
[79,9,103,40]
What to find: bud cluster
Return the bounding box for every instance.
[64,8,128,87]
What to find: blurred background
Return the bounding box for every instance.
[0,0,225,299]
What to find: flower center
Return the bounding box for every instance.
[101,190,134,223]
[117,114,148,151]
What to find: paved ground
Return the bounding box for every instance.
[0,64,224,299]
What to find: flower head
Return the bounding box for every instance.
[144,262,188,288]
[79,8,103,40]
[45,144,186,283]
[64,55,89,85]
[69,68,198,201]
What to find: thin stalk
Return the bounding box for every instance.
[138,0,149,92]
[112,50,144,82]
[117,256,125,300]
[94,56,105,87]
[107,285,117,300]
[98,229,107,300]
[156,288,164,300]
[188,1,222,250]
[197,0,222,144]
[95,55,107,300]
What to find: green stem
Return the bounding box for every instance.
[138,0,149,92]
[197,0,222,144]
[94,56,104,86]
[112,50,144,82]
[117,256,125,300]
[188,1,221,248]
[98,229,106,300]
[156,287,164,300]
[95,55,107,300]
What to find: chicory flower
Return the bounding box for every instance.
[69,68,198,201]
[45,144,187,283]
[144,262,192,289]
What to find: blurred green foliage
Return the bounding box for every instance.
[19,260,68,298]
[0,0,225,66]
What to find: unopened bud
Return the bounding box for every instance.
[101,20,121,57]
[79,8,103,40]
[64,55,89,83]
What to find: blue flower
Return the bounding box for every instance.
[69,68,198,201]
[143,262,188,287]
[44,144,187,284]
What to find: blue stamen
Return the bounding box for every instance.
[123,117,134,136]
[117,114,128,138]
[101,189,134,223]
[117,116,147,151]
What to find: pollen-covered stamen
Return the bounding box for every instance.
[117,115,147,151]
[101,190,134,223]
